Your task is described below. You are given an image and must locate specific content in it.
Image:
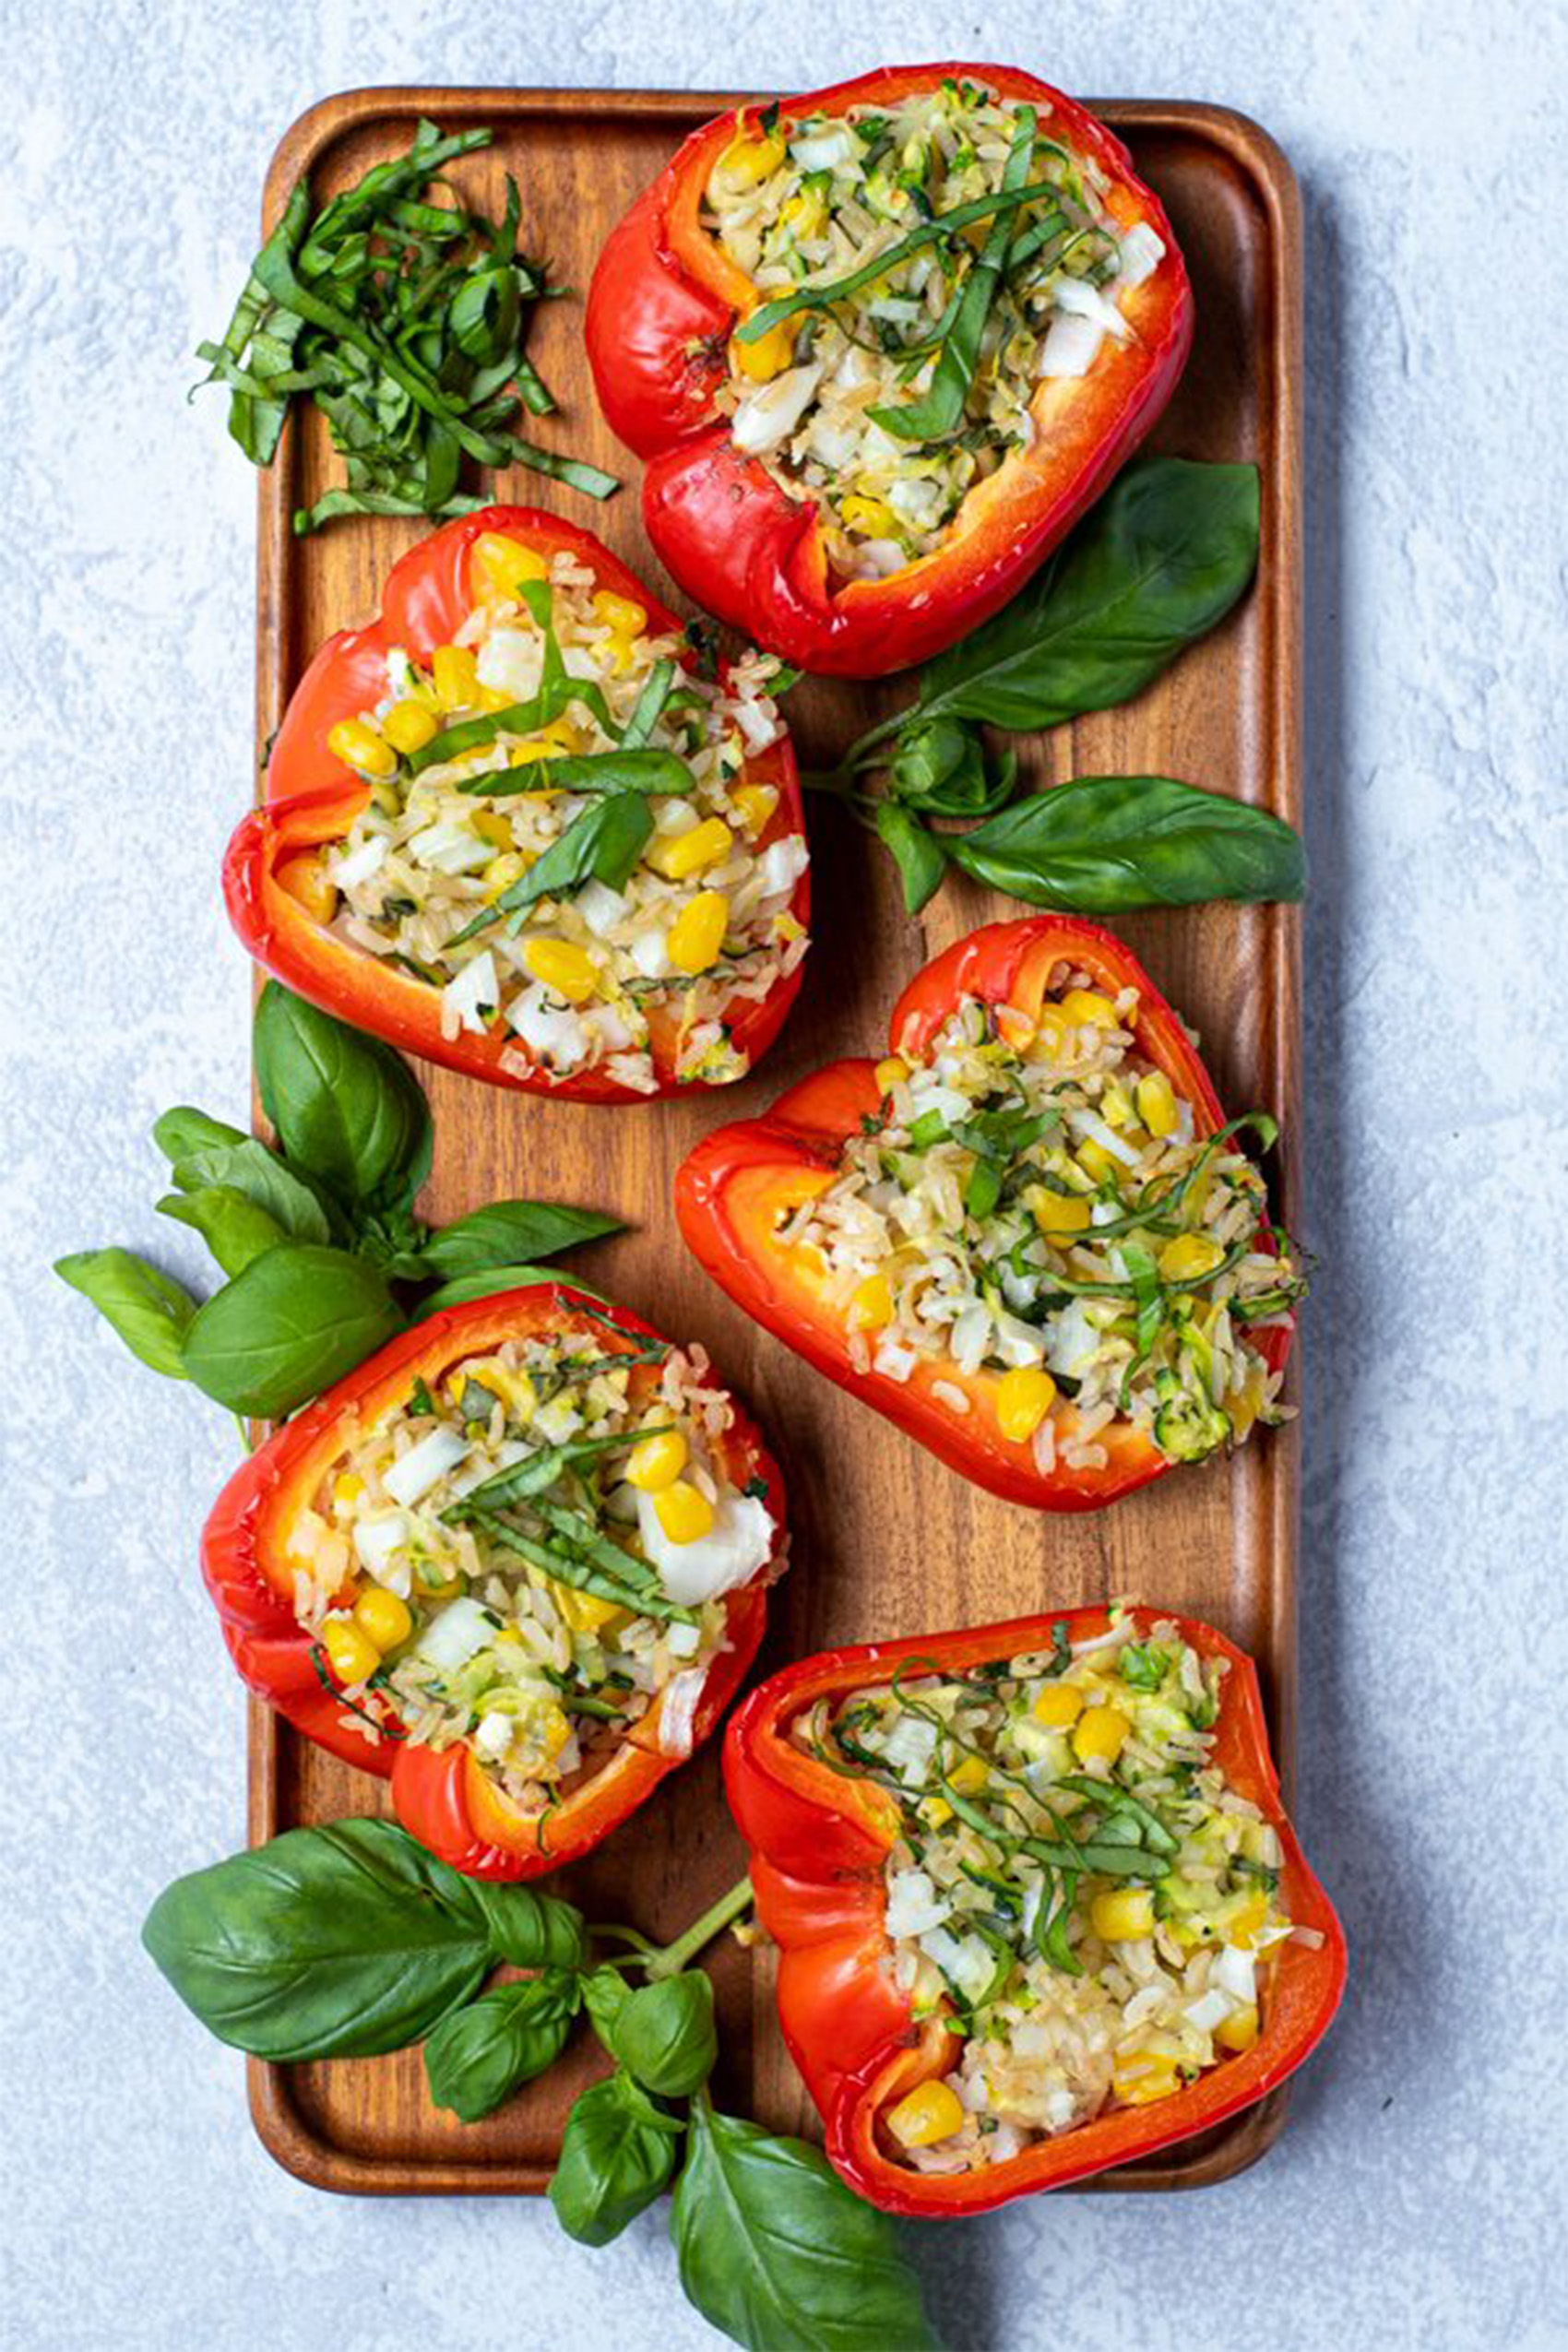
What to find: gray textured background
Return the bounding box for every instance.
[4,3,1563,2346]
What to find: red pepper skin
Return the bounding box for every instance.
[201,1284,785,1880]
[222,507,810,1102]
[725,1604,1346,2215]
[676,916,1293,1511]
[586,65,1192,678]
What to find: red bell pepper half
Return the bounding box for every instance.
[223,506,810,1102]
[586,65,1192,677]
[676,915,1296,1511]
[201,1283,786,1880]
[724,1604,1346,2215]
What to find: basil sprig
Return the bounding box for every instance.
[144,1833,935,2351]
[812,457,1301,918]
[56,983,622,1421]
[196,118,617,532]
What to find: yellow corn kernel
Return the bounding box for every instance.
[432,644,481,711]
[715,120,787,188]
[352,1588,413,1652]
[1059,988,1119,1028]
[456,1362,538,1421]
[1112,2050,1182,2107]
[625,1428,689,1492]
[1227,1368,1268,1443]
[921,1796,954,1829]
[1216,2003,1260,2054]
[1073,1705,1131,1765]
[1033,1682,1084,1729]
[948,1753,989,1796]
[592,590,647,638]
[472,530,550,604]
[483,850,531,897]
[381,698,440,755]
[470,809,514,850]
[277,851,338,926]
[648,817,733,882]
[885,2078,965,2150]
[522,936,600,1004]
[995,1004,1035,1051]
[1091,1887,1156,1941]
[1076,1137,1131,1189]
[320,1618,381,1686]
[549,1580,627,1636]
[840,493,900,538]
[1158,1233,1226,1282]
[1031,1008,1068,1060]
[540,1703,573,1761]
[874,1055,910,1094]
[732,316,797,382]
[1136,1070,1180,1137]
[732,781,778,837]
[995,1365,1057,1444]
[1227,1892,1270,1949]
[332,1471,364,1509]
[781,186,828,239]
[1026,1185,1093,1241]
[1100,1079,1134,1128]
[666,889,730,975]
[327,719,397,779]
[654,1480,716,1545]
[508,718,581,771]
[848,1273,894,1333]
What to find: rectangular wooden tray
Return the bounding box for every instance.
[248,83,1302,2195]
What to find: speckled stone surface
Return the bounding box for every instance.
[4,3,1564,2346]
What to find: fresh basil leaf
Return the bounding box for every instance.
[671,2097,936,2352]
[868,105,1036,444]
[461,747,695,800]
[411,1265,611,1318]
[255,981,434,1215]
[141,1820,515,2061]
[54,1248,196,1380]
[498,792,655,923]
[948,774,1304,911]
[915,457,1261,732]
[606,1971,717,2098]
[412,1202,623,1280]
[551,2072,683,2247]
[465,1883,588,1973]
[152,1106,248,1163]
[180,1243,402,1417]
[580,1966,632,2047]
[874,800,948,916]
[156,1186,286,1277]
[169,1135,334,1245]
[423,1971,578,2120]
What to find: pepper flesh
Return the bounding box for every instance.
[676,915,1294,1511]
[222,506,810,1102]
[201,1283,786,1880]
[585,65,1193,678]
[723,1604,1347,2215]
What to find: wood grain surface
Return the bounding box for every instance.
[245,85,1302,2196]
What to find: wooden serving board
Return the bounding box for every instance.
[247,85,1302,2195]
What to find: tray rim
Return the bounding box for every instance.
[247,79,1303,2201]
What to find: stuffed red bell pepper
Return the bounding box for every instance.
[586,65,1191,678]
[725,1603,1345,2215]
[202,1283,787,1879]
[677,916,1303,1510]
[224,508,810,1101]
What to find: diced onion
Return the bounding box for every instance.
[732,363,822,456]
[656,1665,710,1757]
[1038,311,1103,379]
[1116,220,1166,286]
[443,949,498,1036]
[384,1425,471,1507]
[1053,274,1134,343]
